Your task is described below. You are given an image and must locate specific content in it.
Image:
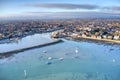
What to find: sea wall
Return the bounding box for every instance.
[0,39,63,58]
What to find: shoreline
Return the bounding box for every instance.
[0,32,52,44]
[68,36,120,44]
[0,39,63,59]
[0,28,63,44]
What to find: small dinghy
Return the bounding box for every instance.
[59,57,64,61]
[46,62,52,65]
[48,57,52,60]
[24,69,27,78]
[43,51,47,53]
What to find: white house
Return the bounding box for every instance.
[114,35,120,40]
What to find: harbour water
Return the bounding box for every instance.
[0,33,54,53]
[0,33,120,80]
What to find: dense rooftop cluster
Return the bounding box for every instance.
[0,18,120,42]
[0,20,64,40]
[51,19,120,40]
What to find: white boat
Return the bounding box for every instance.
[48,57,52,60]
[74,47,79,58]
[43,51,47,53]
[75,47,78,54]
[59,57,64,61]
[24,69,27,78]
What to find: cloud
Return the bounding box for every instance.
[24,11,120,19]
[28,3,99,10]
[101,6,120,14]
[24,3,120,13]
[102,6,120,11]
[109,6,120,11]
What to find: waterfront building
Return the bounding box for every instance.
[114,35,120,40]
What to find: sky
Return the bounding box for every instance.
[0,0,120,19]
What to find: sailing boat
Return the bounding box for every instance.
[24,69,27,78]
[75,47,79,58]
[75,47,78,54]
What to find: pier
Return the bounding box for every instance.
[0,39,63,58]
